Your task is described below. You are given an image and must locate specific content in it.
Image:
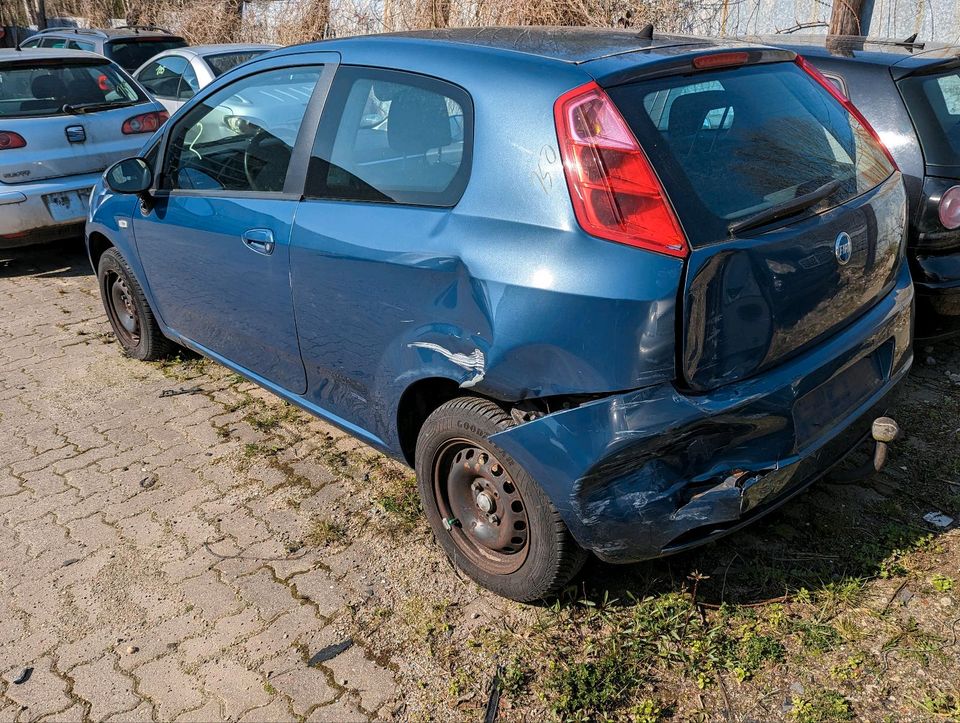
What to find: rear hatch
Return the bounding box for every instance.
[0,56,163,184]
[605,55,903,391]
[105,37,188,72]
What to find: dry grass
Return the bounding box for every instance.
[42,0,698,45]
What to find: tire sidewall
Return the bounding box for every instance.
[416,401,567,602]
[97,249,152,360]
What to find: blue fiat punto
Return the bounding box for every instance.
[86,28,914,601]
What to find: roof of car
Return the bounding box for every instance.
[751,34,960,68]
[293,27,765,66]
[30,25,183,40]
[0,47,105,62]
[169,43,279,58]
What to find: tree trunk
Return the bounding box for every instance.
[829,0,865,36]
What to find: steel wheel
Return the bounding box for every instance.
[104,271,140,348]
[433,438,530,575]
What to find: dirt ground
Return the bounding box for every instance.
[1,238,959,722]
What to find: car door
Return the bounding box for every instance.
[133,56,338,393]
[289,66,473,429]
[136,54,189,115]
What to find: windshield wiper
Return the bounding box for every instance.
[61,100,137,114]
[729,179,842,236]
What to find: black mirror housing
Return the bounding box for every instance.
[105,157,153,195]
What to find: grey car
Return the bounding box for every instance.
[18,25,187,72]
[133,44,278,115]
[753,35,960,339]
[0,48,167,247]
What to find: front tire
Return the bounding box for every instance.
[97,248,173,361]
[415,397,587,602]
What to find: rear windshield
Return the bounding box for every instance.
[897,68,960,170]
[607,61,895,242]
[206,51,269,78]
[107,38,187,70]
[0,61,145,118]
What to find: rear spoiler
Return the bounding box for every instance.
[595,47,797,88]
[892,54,960,80]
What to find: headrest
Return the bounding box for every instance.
[387,87,452,154]
[668,90,731,138]
[31,73,67,101]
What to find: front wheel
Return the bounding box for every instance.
[97,247,174,361]
[415,397,587,602]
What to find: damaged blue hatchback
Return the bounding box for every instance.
[87,28,914,601]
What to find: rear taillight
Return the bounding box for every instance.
[939,185,960,230]
[0,131,27,150]
[795,55,898,170]
[122,110,168,135]
[553,81,688,258]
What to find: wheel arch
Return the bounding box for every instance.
[395,376,470,467]
[87,231,114,273]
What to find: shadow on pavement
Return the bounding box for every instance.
[0,237,92,279]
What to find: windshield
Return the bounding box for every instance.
[107,38,187,70]
[897,68,960,171]
[0,61,145,118]
[206,51,270,78]
[607,61,895,243]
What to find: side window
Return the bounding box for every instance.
[20,38,41,48]
[40,37,67,48]
[67,40,95,52]
[306,67,472,207]
[137,56,188,99]
[162,66,323,193]
[177,62,199,101]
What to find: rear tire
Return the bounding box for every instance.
[415,396,587,602]
[97,247,173,361]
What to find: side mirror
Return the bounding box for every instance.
[105,157,153,195]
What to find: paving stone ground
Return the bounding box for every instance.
[0,241,409,722]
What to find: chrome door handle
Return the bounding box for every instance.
[242,228,275,255]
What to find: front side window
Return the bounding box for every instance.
[19,38,40,48]
[0,60,144,118]
[162,66,322,193]
[178,62,199,101]
[306,67,472,207]
[137,55,188,100]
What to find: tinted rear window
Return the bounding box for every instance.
[0,61,144,118]
[107,38,187,70]
[607,61,894,243]
[206,51,269,78]
[897,69,960,170]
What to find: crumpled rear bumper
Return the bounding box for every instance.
[490,266,914,563]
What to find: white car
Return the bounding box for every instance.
[133,44,278,114]
[0,48,167,247]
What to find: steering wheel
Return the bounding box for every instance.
[243,129,272,191]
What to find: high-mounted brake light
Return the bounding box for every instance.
[692,51,749,70]
[553,81,688,258]
[122,110,168,135]
[0,131,27,150]
[939,185,960,230]
[795,55,898,170]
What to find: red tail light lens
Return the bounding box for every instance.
[795,55,898,170]
[0,131,27,150]
[554,81,688,258]
[692,51,749,70]
[939,185,960,230]
[122,110,169,135]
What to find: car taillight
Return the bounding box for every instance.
[795,55,898,171]
[939,185,960,230]
[122,110,168,135]
[553,81,688,258]
[0,131,27,150]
